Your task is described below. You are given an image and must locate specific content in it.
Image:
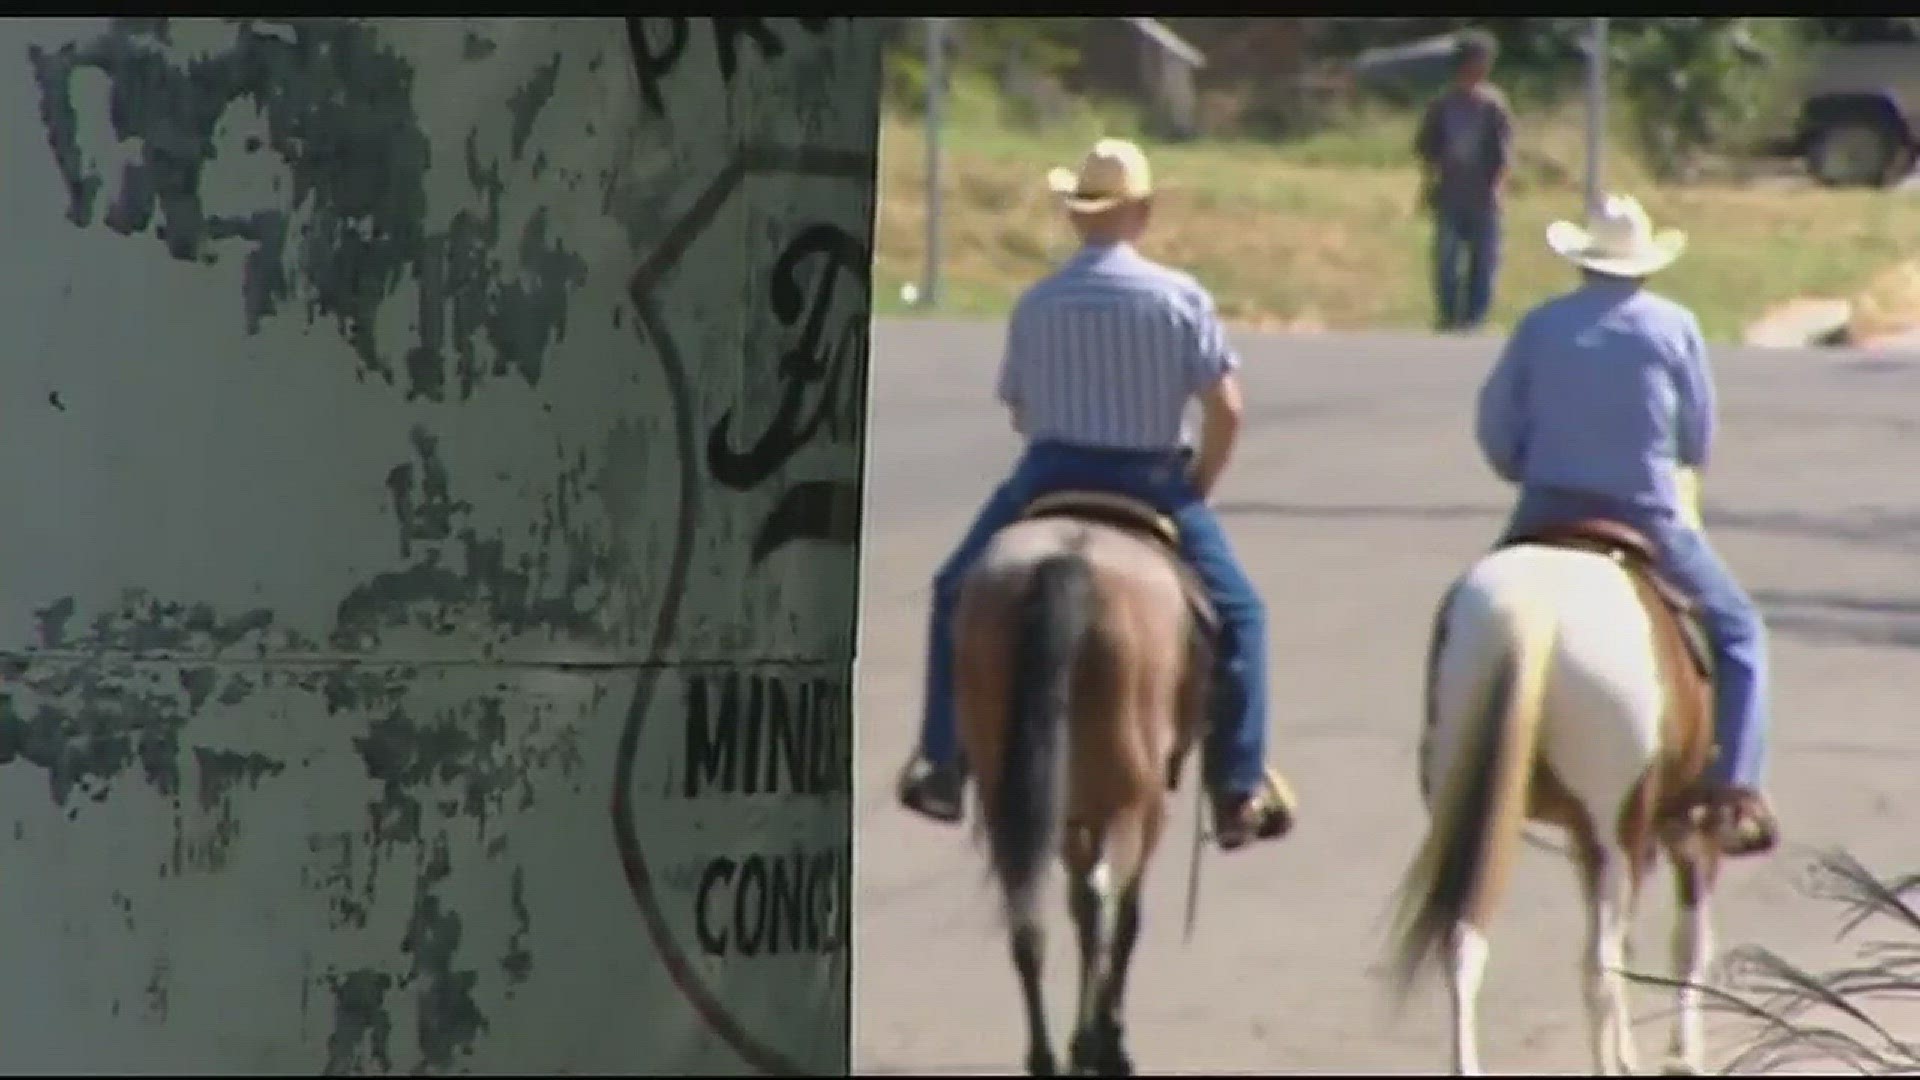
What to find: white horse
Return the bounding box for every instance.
[1386,472,1724,1076]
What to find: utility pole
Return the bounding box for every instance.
[1584,17,1609,214]
[920,16,949,308]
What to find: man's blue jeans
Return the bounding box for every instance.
[1433,204,1502,331]
[1506,486,1769,788]
[919,441,1270,796]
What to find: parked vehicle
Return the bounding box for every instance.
[1779,37,1920,187]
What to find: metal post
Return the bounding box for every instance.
[921,16,946,309]
[1584,17,1608,215]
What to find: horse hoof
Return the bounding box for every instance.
[1067,1048,1130,1076]
[1660,1057,1701,1076]
[1026,1048,1058,1076]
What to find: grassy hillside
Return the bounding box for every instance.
[873,78,1920,341]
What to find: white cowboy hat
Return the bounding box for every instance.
[1046,137,1153,214]
[1546,194,1687,278]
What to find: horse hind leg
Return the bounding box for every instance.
[1067,806,1155,1078]
[1098,879,1143,1067]
[1084,805,1160,1077]
[1067,839,1120,1077]
[1576,837,1642,1076]
[1011,912,1058,1076]
[1004,764,1059,1075]
[1444,920,1491,1075]
[1661,842,1717,1075]
[1063,873,1143,1079]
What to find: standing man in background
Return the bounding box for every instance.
[1415,30,1514,332]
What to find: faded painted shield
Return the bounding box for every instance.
[0,16,874,1074]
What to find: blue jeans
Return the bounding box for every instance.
[1506,486,1769,788]
[1433,204,1501,331]
[919,441,1270,795]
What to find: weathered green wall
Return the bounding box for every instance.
[0,17,875,1073]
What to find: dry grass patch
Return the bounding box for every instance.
[875,110,1920,342]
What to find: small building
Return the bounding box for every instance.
[1077,17,1207,141]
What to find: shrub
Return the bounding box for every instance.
[1611,18,1812,180]
[1627,849,1920,1073]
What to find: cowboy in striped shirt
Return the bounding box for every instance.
[896,138,1297,852]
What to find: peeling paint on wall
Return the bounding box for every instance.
[30,18,587,403]
[0,15,875,1074]
[333,427,620,650]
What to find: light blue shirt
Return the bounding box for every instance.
[1475,277,1715,512]
[996,242,1236,452]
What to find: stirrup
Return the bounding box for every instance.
[1210,768,1297,850]
[896,756,964,825]
[1684,784,1778,858]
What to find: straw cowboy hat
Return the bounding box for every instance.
[1546,194,1687,278]
[1047,138,1153,214]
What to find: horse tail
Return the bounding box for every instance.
[989,551,1096,927]
[1388,576,1558,996]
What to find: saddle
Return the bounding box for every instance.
[1022,489,1181,551]
[1019,489,1218,792]
[1019,489,1212,625]
[1499,518,1712,679]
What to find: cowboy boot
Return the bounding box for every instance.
[896,751,966,825]
[1688,781,1779,858]
[1210,767,1298,851]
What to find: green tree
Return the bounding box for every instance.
[1611,18,1810,180]
[1328,18,1812,176]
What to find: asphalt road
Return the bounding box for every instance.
[853,318,1920,1075]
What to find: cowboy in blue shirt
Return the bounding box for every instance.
[896,138,1296,852]
[1475,194,1779,857]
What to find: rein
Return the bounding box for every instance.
[1182,771,1206,944]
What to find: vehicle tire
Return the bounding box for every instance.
[1893,145,1920,187]
[1806,118,1905,187]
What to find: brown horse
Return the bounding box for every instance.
[953,491,1211,1077]
[1386,518,1728,1075]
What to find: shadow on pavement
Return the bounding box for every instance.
[1756,588,1920,650]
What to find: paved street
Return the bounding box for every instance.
[854,319,1920,1074]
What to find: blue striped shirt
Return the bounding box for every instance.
[1476,277,1714,513]
[996,242,1237,451]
